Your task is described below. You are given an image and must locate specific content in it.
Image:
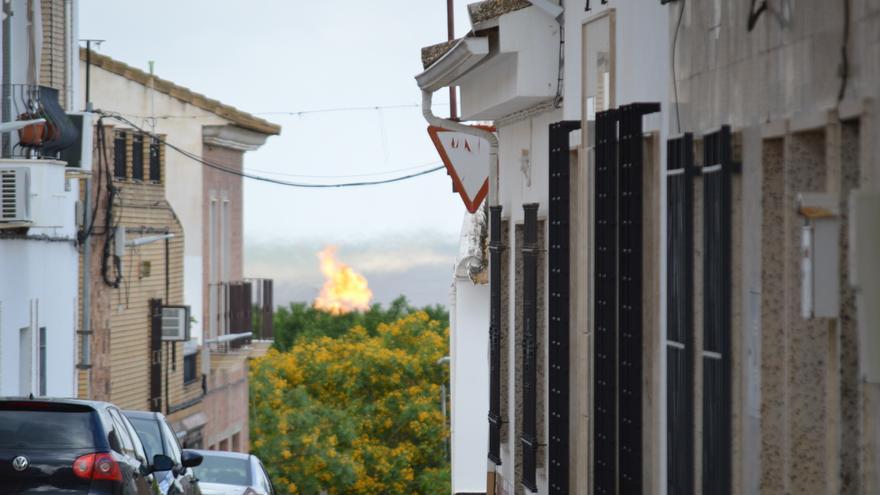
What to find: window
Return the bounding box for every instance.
[131,134,144,181]
[114,132,127,179]
[184,352,198,384]
[108,409,135,457]
[160,419,183,465]
[129,417,163,462]
[38,327,46,396]
[149,139,161,182]
[221,199,230,282]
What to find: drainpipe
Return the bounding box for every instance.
[421,89,499,205]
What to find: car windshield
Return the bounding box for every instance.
[193,455,251,485]
[0,410,95,448]
[128,417,164,462]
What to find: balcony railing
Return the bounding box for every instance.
[207,279,274,352]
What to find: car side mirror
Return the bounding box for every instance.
[151,454,175,473]
[181,450,203,468]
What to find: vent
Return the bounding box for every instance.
[162,305,191,341]
[0,167,30,223]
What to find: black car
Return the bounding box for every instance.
[0,398,175,494]
[124,410,203,495]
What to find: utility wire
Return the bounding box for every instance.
[113,102,450,121]
[672,0,686,134]
[245,160,442,179]
[101,112,447,188]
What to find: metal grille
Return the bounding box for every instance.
[548,120,580,494]
[488,205,504,465]
[593,108,619,495]
[521,203,539,493]
[701,126,732,495]
[666,133,695,495]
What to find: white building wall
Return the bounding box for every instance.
[82,64,231,344]
[450,277,490,494]
[0,161,80,398]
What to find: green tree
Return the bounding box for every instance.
[251,311,451,494]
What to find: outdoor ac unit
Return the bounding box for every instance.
[162,305,191,341]
[0,167,31,224]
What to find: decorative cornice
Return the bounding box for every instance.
[202,125,270,152]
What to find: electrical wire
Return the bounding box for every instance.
[748,0,768,32]
[100,112,447,189]
[244,160,442,179]
[112,102,450,121]
[672,0,686,134]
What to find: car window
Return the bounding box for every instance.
[159,419,182,464]
[128,417,164,463]
[192,455,251,485]
[257,460,274,495]
[119,414,150,466]
[108,409,134,456]
[0,410,95,448]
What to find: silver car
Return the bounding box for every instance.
[190,450,276,495]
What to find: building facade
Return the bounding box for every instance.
[419,0,879,494]
[0,0,81,398]
[80,50,278,451]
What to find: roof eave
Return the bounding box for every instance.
[415,37,490,92]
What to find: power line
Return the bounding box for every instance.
[101,112,447,189]
[112,101,450,121]
[245,160,442,179]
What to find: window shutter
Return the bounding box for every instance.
[521,203,539,492]
[132,134,144,181]
[114,132,127,179]
[488,205,504,465]
[701,126,733,495]
[666,133,695,495]
[548,120,581,494]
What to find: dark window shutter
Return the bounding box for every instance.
[521,203,539,493]
[149,299,163,413]
[488,205,504,465]
[666,133,695,495]
[593,108,620,495]
[593,103,660,495]
[548,121,580,495]
[701,126,732,495]
[114,132,127,179]
[149,139,161,182]
[132,134,144,181]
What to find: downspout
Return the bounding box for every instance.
[421,89,500,205]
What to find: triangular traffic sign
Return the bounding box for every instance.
[427,125,495,214]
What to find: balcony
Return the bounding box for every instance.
[207,278,273,352]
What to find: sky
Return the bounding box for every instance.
[80,1,474,307]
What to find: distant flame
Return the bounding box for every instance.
[314,246,373,315]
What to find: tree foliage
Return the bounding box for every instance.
[251,308,450,494]
[272,295,448,351]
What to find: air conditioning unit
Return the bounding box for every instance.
[0,167,31,225]
[162,305,192,342]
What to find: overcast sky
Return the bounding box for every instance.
[80,1,474,306]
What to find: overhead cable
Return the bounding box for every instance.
[101,112,446,189]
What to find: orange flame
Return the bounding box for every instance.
[313,246,373,315]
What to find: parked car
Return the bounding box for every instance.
[0,397,174,494]
[124,410,204,495]
[190,450,275,495]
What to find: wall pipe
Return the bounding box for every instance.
[421,89,499,205]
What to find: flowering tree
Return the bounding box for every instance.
[250,311,450,494]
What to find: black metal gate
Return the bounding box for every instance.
[666,133,695,495]
[548,120,581,494]
[701,126,732,495]
[488,205,504,465]
[593,103,660,495]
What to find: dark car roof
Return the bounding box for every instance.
[0,396,118,410]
